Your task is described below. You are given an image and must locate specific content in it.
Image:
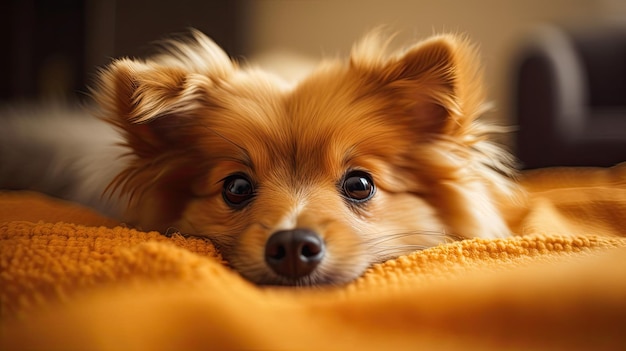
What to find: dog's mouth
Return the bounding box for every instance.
[251,267,359,287]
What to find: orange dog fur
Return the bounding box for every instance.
[1,30,518,285]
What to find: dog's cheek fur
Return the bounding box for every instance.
[174,195,247,252]
[362,189,447,259]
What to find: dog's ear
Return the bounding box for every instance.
[91,32,235,223]
[94,59,206,157]
[351,34,488,137]
[93,30,234,158]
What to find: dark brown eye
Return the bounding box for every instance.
[341,170,375,203]
[222,174,255,208]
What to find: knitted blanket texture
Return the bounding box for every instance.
[1,165,625,350]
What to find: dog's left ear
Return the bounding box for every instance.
[351,34,487,136]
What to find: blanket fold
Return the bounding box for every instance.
[1,165,626,350]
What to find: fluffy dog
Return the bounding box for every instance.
[0,30,518,285]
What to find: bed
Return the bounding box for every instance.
[1,165,626,350]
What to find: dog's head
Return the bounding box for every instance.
[94,30,517,286]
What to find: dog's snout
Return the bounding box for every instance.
[265,229,325,279]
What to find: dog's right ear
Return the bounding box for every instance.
[92,32,236,221]
[92,30,235,158]
[94,59,208,158]
[97,59,196,122]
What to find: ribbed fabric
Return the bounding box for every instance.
[1,165,625,350]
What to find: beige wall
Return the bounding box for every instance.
[241,0,625,143]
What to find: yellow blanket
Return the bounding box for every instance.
[2,165,626,350]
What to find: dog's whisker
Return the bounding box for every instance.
[363,230,457,245]
[368,246,432,262]
[369,245,430,257]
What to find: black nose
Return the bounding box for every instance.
[264,229,325,279]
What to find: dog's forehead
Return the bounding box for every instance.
[206,65,412,181]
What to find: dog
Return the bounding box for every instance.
[0,30,518,286]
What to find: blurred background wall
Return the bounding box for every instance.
[2,0,625,166]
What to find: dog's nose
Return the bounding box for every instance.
[265,229,325,279]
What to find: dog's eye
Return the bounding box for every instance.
[341,170,375,203]
[222,174,255,208]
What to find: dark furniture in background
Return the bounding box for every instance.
[1,0,245,102]
[513,24,626,169]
